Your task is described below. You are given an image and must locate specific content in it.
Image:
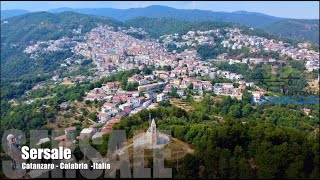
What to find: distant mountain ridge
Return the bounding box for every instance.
[1,5,319,43]
[1,9,30,19]
[46,5,320,43]
[46,5,284,27]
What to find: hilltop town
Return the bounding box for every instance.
[20,23,319,144]
[1,3,320,179]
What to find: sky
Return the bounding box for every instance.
[1,1,319,19]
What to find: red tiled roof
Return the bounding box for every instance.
[65,127,76,131]
[112,96,121,100]
[55,135,67,141]
[103,102,113,107]
[123,107,132,113]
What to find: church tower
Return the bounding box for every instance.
[150,118,158,146]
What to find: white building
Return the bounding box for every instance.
[80,128,95,137]
[157,93,167,102]
[36,137,51,146]
[92,132,105,139]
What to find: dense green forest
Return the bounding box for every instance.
[216,62,312,95]
[107,95,319,179]
[196,43,225,60]
[261,19,319,44]
[126,17,236,38]
[0,48,73,100]
[1,67,319,179]
[126,32,146,40]
[0,69,141,133]
[1,46,73,78]
[1,11,124,44]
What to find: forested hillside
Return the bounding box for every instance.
[126,17,300,46]
[0,12,125,100]
[261,19,319,43]
[1,9,30,20]
[110,96,319,179]
[1,11,124,44]
[44,5,320,43]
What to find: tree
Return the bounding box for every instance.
[142,66,152,75]
[163,65,172,71]
[159,100,171,107]
[228,104,242,118]
[238,158,253,178]
[88,113,97,121]
[170,87,179,98]
[196,44,224,60]
[80,107,88,116]
[94,98,98,105]
[126,82,139,91]
[121,78,128,90]
[78,115,84,121]
[85,100,91,105]
[242,104,252,117]
[289,60,305,71]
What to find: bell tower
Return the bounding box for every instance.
[151,118,157,146]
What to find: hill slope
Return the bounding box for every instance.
[261,19,319,43]
[1,11,124,44]
[126,17,236,38]
[1,11,124,80]
[126,17,295,45]
[48,5,282,27]
[47,5,319,43]
[1,9,30,20]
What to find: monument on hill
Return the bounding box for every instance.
[146,119,158,146]
[134,118,170,149]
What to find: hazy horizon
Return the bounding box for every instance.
[1,1,319,19]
